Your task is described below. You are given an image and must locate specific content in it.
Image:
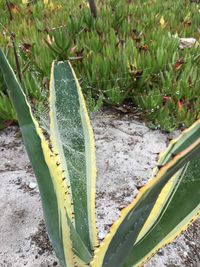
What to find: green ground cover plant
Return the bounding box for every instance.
[0,0,200,131]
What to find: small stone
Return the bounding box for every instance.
[179,38,197,49]
[183,251,188,258]
[29,182,37,190]
[16,177,22,185]
[38,249,44,255]
[157,250,164,256]
[98,231,106,240]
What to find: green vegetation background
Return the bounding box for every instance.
[0,0,199,131]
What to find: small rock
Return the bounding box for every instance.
[98,231,107,240]
[16,177,22,185]
[29,182,37,190]
[38,249,44,255]
[157,250,164,256]
[179,38,197,49]
[183,251,188,258]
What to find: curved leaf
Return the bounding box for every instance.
[49,60,98,254]
[91,138,200,267]
[123,156,200,266]
[135,121,200,244]
[158,119,200,165]
[123,121,200,266]
[0,49,74,267]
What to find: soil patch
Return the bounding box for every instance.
[0,111,199,266]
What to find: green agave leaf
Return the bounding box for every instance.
[123,157,200,267]
[134,166,186,245]
[66,212,92,264]
[135,120,200,244]
[91,138,200,267]
[158,120,200,165]
[49,61,98,254]
[0,49,74,267]
[124,120,200,266]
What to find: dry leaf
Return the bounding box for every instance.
[174,57,184,71]
[160,16,166,28]
[10,3,20,13]
[70,45,77,54]
[137,44,149,52]
[20,43,32,53]
[163,96,171,104]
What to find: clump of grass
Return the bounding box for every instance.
[0,0,199,131]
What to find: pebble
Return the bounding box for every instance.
[29,182,37,190]
[183,251,188,258]
[98,231,107,240]
[179,37,197,49]
[16,177,22,185]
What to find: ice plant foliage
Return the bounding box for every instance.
[1,0,200,131]
[0,49,199,267]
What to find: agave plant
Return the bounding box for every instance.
[0,48,199,267]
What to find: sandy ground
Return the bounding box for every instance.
[0,110,199,267]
